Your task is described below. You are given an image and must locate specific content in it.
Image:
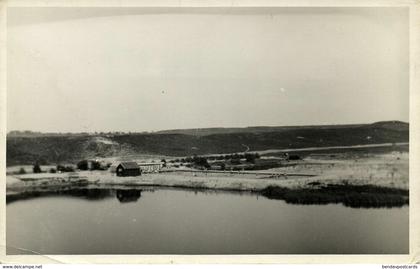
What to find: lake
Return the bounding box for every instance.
[6,187,409,254]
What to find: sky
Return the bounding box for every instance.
[7,7,409,133]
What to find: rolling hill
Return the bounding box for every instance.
[6,121,409,166]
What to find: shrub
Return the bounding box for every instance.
[18,167,26,174]
[288,155,301,160]
[49,168,57,173]
[77,160,89,170]
[245,153,256,163]
[230,159,241,165]
[91,161,101,170]
[232,153,240,160]
[33,163,42,173]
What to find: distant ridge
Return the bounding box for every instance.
[369,121,409,131]
[155,121,408,136]
[7,121,409,137]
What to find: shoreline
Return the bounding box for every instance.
[6,171,409,209]
[6,180,409,209]
[6,151,409,208]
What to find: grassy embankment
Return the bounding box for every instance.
[6,150,409,208]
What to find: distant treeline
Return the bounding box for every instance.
[7,130,152,137]
[170,153,261,163]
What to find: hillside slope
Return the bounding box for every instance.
[6,121,409,165]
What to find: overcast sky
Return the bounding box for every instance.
[7,7,409,132]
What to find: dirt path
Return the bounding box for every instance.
[200,142,408,157]
[248,142,409,155]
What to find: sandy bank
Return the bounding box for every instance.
[6,170,313,194]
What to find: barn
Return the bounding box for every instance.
[115,162,141,177]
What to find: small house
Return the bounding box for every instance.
[138,162,163,173]
[116,162,141,177]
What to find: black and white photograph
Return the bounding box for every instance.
[1,1,418,262]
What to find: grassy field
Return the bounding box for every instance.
[265,151,408,190]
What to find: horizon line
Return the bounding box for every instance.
[7,120,408,135]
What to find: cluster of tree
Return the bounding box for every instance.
[191,156,210,169]
[30,160,113,174]
[169,153,260,164]
[56,165,75,172]
[8,130,156,138]
[30,161,113,174]
[77,160,108,171]
[31,164,76,174]
[8,130,44,137]
[244,153,259,163]
[208,153,261,162]
[167,156,209,168]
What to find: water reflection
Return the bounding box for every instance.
[6,184,408,208]
[6,187,409,254]
[69,188,113,200]
[116,189,141,203]
[6,187,144,204]
[7,184,254,205]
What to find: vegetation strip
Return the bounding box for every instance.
[260,184,409,208]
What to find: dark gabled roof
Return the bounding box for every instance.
[118,162,140,170]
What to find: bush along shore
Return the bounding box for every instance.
[260,184,409,208]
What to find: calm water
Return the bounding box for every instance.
[6,187,408,254]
